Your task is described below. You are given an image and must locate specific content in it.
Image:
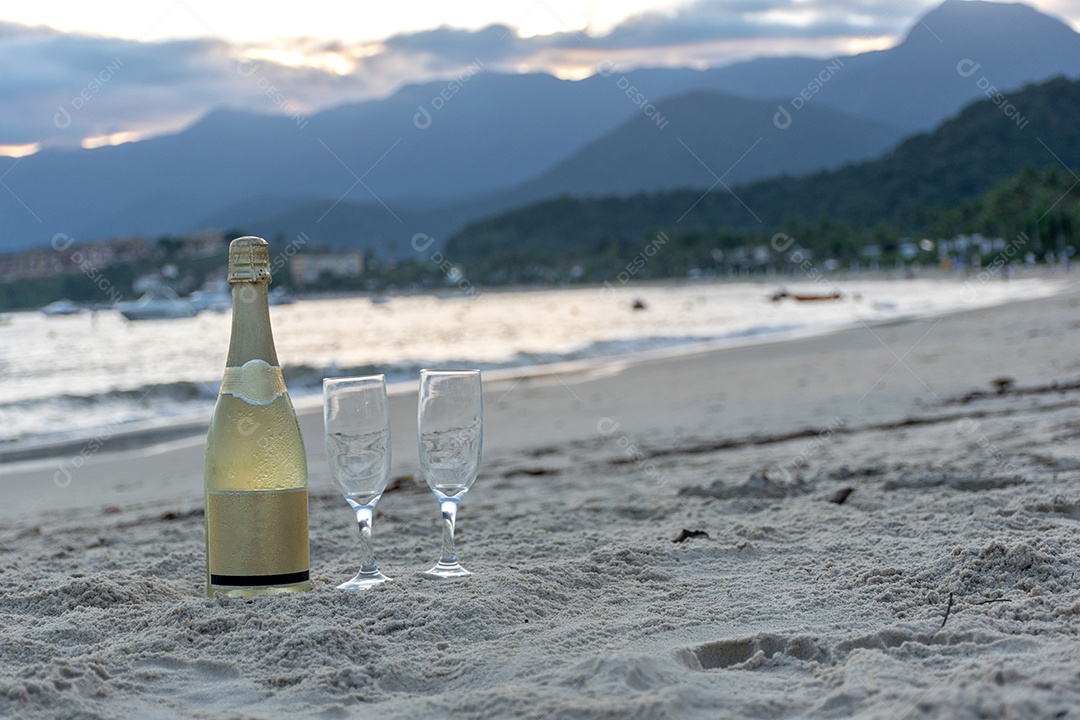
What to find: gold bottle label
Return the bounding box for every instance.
[220,359,288,406]
[207,488,309,586]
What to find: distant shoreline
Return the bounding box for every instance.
[4,263,1067,314]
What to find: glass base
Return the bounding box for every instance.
[337,569,391,590]
[424,562,472,579]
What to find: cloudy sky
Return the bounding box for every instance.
[2,0,1078,156]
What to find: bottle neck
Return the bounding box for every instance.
[227,281,279,367]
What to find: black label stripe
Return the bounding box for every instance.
[211,570,309,586]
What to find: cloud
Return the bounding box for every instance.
[0,25,389,148]
[0,0,937,150]
[599,0,929,46]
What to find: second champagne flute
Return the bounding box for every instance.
[323,375,393,589]
[418,369,483,579]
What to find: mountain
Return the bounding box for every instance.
[215,0,1080,248]
[2,0,1080,256]
[205,91,904,257]
[494,91,902,204]
[808,0,1080,132]
[0,73,659,251]
[444,75,1080,264]
[563,0,1080,136]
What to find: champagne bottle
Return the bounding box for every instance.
[204,236,310,597]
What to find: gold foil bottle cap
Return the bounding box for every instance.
[228,236,272,284]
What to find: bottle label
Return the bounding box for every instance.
[206,488,310,586]
[220,359,287,406]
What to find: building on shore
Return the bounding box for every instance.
[289,250,364,286]
[0,236,158,282]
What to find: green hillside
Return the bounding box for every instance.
[445,76,1080,279]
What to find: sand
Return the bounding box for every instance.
[1,279,1079,718]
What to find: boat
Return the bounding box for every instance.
[791,291,842,302]
[370,295,391,305]
[41,299,82,316]
[116,287,199,321]
[771,289,842,303]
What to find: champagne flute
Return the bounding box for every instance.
[323,375,393,589]
[418,369,483,579]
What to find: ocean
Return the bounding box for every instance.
[0,276,1062,451]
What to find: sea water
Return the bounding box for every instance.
[0,276,1062,449]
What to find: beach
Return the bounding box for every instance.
[1,280,1079,718]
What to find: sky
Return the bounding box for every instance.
[2,0,1079,156]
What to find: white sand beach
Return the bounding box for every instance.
[1,280,1079,718]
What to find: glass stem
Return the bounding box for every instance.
[438,499,460,567]
[354,505,377,575]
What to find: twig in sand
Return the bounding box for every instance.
[937,594,1010,632]
[672,529,710,544]
[939,592,955,631]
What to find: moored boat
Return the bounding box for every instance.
[117,287,199,321]
[41,299,82,316]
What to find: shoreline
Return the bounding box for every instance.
[0,275,1066,467]
[1,278,1077,525]
[4,263,1065,313]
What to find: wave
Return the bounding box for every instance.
[0,380,220,412]
[1,322,809,421]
